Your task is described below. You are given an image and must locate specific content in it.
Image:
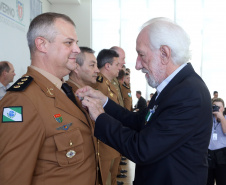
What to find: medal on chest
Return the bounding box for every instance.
[145,105,158,125]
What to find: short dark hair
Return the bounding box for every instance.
[212,98,224,107]
[214,91,218,94]
[117,69,125,80]
[136,91,141,95]
[97,49,119,69]
[76,46,95,66]
[0,61,10,76]
[126,68,130,73]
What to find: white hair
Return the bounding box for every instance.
[141,17,191,65]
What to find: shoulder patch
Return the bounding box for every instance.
[2,106,23,122]
[122,83,130,89]
[7,76,33,92]
[96,75,103,83]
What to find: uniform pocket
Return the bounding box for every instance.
[54,128,84,166]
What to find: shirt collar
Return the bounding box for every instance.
[0,82,10,89]
[156,63,187,98]
[68,78,81,88]
[30,65,63,90]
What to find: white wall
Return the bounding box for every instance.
[0,0,91,85]
[48,0,92,47]
[0,0,31,83]
[40,0,51,13]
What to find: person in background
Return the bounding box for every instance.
[117,70,132,111]
[66,46,102,184]
[0,13,97,185]
[212,91,218,101]
[93,49,122,185]
[0,61,15,100]
[76,17,212,185]
[207,98,226,185]
[110,46,128,183]
[150,93,154,100]
[134,90,147,112]
[125,68,130,74]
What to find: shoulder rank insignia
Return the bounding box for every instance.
[7,76,33,92]
[96,75,103,83]
[122,83,130,89]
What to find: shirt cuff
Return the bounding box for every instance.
[103,97,109,107]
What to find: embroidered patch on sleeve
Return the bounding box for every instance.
[2,106,23,122]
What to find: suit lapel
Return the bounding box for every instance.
[148,92,158,109]
[155,63,194,106]
[145,63,194,125]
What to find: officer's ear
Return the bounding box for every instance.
[35,37,48,53]
[160,45,171,65]
[74,63,80,74]
[104,63,111,71]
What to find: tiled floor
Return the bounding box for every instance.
[117,159,135,185]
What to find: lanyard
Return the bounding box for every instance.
[213,117,220,131]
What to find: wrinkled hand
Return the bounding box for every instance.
[82,96,105,121]
[76,86,107,106]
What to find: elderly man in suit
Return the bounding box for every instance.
[76,17,213,185]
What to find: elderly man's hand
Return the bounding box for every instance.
[76,86,107,106]
[82,96,105,121]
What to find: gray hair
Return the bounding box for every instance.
[76,47,95,66]
[142,17,191,65]
[27,12,75,55]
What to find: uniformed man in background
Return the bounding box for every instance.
[0,13,98,185]
[93,49,122,185]
[110,46,128,180]
[117,70,133,111]
[66,46,103,184]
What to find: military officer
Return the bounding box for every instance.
[93,49,121,185]
[110,47,128,180]
[66,46,103,184]
[118,71,133,111]
[0,13,97,185]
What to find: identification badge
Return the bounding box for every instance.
[213,132,218,140]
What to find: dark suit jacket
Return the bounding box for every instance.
[94,63,212,185]
[136,96,147,111]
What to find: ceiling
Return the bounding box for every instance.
[48,0,81,4]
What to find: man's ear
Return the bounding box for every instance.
[35,37,48,53]
[74,63,80,74]
[104,63,110,71]
[160,45,171,65]
[2,70,7,77]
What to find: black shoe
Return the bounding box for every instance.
[121,157,127,160]
[120,161,127,165]
[117,173,127,178]
[117,181,124,185]
[120,169,127,173]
